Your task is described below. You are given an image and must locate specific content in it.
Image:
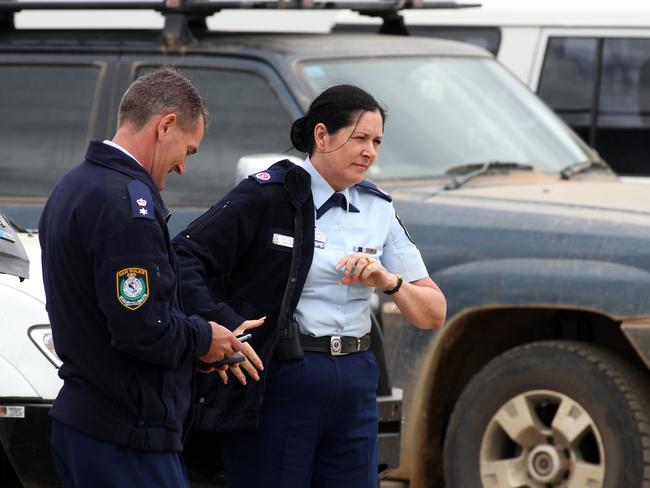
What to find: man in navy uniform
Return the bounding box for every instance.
[39,67,261,487]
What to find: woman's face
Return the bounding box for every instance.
[312,109,383,191]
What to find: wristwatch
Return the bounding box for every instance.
[383,273,403,295]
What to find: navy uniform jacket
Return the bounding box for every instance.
[39,141,212,452]
[172,160,315,432]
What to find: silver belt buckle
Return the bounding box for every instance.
[330,336,346,356]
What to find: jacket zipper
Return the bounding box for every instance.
[183,200,231,239]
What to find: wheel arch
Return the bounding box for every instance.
[401,305,650,487]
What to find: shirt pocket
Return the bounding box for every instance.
[349,244,384,258]
[347,284,373,302]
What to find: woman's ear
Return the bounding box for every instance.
[313,122,328,152]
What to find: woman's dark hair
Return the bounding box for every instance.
[290,84,386,154]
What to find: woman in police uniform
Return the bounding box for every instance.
[173,85,446,488]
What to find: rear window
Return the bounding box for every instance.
[537,37,597,130]
[0,64,102,199]
[137,65,296,206]
[332,24,501,55]
[538,37,650,174]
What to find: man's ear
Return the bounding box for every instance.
[157,113,177,140]
[313,122,328,151]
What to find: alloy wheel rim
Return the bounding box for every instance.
[479,389,605,487]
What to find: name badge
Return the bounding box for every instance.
[353,246,377,255]
[315,229,327,249]
[272,233,294,249]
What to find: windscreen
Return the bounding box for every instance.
[300,57,592,179]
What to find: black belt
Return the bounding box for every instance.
[300,334,371,355]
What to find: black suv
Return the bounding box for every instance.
[3,1,650,487]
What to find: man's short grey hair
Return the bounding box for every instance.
[118,66,209,131]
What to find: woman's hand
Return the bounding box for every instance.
[336,253,398,291]
[216,317,266,385]
[336,254,446,330]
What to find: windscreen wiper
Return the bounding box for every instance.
[444,161,534,190]
[559,160,612,180]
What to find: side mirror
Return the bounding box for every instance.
[0,210,29,280]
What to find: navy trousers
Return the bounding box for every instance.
[223,350,379,488]
[50,419,189,488]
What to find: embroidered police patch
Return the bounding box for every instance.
[249,167,285,185]
[116,268,149,311]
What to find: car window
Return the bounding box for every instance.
[538,37,650,175]
[409,26,500,55]
[137,66,296,207]
[0,64,101,200]
[537,37,597,143]
[332,25,500,55]
[301,56,590,179]
[597,38,650,174]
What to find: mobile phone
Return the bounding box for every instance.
[236,333,252,343]
[212,354,246,366]
[196,353,246,370]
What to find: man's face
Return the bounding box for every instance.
[151,114,205,191]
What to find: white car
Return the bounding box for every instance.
[0,216,61,485]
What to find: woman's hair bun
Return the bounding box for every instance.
[289,85,385,155]
[290,116,309,153]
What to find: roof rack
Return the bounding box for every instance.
[0,0,480,45]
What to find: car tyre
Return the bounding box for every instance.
[443,340,650,487]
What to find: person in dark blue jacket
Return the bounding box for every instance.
[39,67,263,488]
[173,85,446,488]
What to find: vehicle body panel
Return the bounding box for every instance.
[0,234,61,400]
[373,175,650,483]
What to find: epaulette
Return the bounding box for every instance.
[249,167,287,185]
[127,180,154,221]
[355,180,392,202]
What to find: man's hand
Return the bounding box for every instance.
[198,322,242,364]
[217,317,265,385]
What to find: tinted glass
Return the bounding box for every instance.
[301,57,589,179]
[597,38,650,174]
[332,24,500,55]
[0,64,100,199]
[409,26,500,55]
[138,66,296,207]
[538,37,597,132]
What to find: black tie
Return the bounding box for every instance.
[316,193,360,219]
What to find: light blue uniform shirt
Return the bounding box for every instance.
[295,158,429,338]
